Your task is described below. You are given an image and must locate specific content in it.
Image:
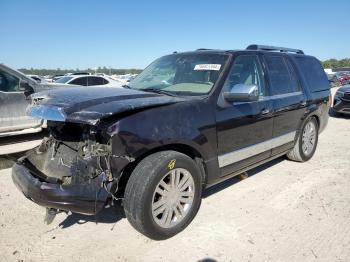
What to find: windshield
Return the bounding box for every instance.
[129,53,229,95]
[55,76,74,83]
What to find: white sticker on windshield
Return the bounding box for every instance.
[194,64,221,71]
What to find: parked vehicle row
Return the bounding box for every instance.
[31,72,137,85]
[53,74,122,87]
[327,71,350,87]
[0,64,123,137]
[11,45,331,240]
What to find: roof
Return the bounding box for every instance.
[172,44,308,57]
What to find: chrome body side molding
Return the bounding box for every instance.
[218,131,296,168]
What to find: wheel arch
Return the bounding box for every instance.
[117,143,208,197]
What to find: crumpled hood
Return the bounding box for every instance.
[28,86,184,125]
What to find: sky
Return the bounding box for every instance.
[1,0,349,69]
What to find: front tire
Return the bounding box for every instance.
[123,151,202,240]
[287,117,319,162]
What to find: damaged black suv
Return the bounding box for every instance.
[12,45,330,240]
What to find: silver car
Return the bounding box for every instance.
[0,64,53,137]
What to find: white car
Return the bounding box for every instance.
[111,74,138,84]
[27,75,50,84]
[54,75,122,87]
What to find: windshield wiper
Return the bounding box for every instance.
[141,88,176,96]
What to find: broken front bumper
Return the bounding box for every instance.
[12,161,109,215]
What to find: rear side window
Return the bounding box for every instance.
[294,57,329,92]
[265,56,300,95]
[70,77,88,86]
[88,76,105,86]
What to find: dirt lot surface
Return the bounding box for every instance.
[1,96,349,262]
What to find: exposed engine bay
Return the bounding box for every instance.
[26,121,113,185]
[14,121,129,223]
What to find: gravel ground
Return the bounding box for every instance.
[0,93,349,261]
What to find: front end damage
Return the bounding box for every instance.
[12,86,183,220]
[12,121,131,216]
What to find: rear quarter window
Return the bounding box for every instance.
[294,57,329,92]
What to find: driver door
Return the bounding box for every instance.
[215,54,273,177]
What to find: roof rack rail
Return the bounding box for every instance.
[246,44,304,55]
[196,48,213,51]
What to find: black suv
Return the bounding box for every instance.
[12,45,330,240]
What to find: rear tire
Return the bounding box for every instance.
[123,151,202,240]
[287,117,319,162]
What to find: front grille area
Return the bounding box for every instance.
[343,92,350,101]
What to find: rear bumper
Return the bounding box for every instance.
[12,162,108,215]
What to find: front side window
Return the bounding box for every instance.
[265,55,299,95]
[69,77,88,86]
[0,69,20,92]
[223,55,266,96]
[129,53,229,95]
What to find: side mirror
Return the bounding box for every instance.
[223,84,259,102]
[19,81,28,91]
[20,81,35,99]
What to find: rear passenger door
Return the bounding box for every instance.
[263,54,307,156]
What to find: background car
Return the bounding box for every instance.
[27,75,50,84]
[53,74,122,87]
[333,84,350,116]
[0,64,70,137]
[52,74,64,82]
[338,72,350,85]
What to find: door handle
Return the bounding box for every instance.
[261,108,270,115]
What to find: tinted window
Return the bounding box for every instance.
[88,76,105,86]
[0,69,20,92]
[294,57,329,92]
[71,72,90,75]
[285,59,301,92]
[70,77,88,86]
[223,55,266,96]
[265,56,299,95]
